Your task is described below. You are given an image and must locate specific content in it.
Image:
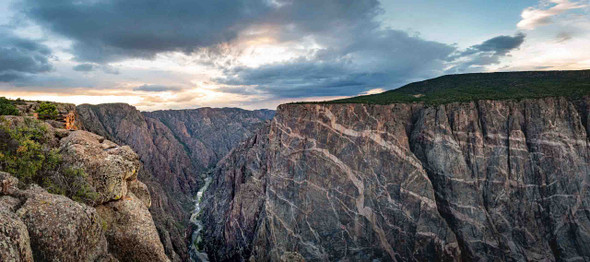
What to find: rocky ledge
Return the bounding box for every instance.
[0,117,169,262]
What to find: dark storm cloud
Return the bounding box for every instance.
[133,84,181,92]
[447,33,526,73]
[20,0,383,63]
[0,28,53,82]
[20,0,275,62]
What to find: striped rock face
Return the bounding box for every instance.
[201,97,590,262]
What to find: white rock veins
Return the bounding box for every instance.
[201,97,590,261]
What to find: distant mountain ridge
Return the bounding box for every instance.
[76,104,274,261]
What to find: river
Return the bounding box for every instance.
[188,176,212,262]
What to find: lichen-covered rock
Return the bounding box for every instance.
[60,130,140,205]
[0,199,33,262]
[128,179,151,208]
[15,184,111,261]
[97,193,169,262]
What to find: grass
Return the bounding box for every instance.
[302,70,590,105]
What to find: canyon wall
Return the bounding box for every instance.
[76,104,274,261]
[201,96,590,261]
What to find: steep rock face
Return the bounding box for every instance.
[145,108,275,170]
[202,97,590,261]
[76,104,274,261]
[201,124,272,261]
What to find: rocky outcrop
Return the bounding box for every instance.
[1,116,169,262]
[1,172,113,262]
[97,192,169,262]
[76,103,274,261]
[60,131,140,205]
[12,100,80,130]
[16,185,112,261]
[58,130,169,261]
[202,96,590,261]
[0,194,33,262]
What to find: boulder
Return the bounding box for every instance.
[97,193,169,262]
[14,184,112,261]
[0,198,33,262]
[59,131,140,205]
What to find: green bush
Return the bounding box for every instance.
[0,117,97,203]
[36,102,59,120]
[0,97,19,116]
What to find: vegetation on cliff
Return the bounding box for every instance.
[35,102,60,120]
[0,117,96,203]
[0,97,19,116]
[317,70,590,105]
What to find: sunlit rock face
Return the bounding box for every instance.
[202,97,590,261]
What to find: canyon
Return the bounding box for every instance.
[75,104,274,261]
[2,70,590,261]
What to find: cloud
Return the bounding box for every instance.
[72,63,120,74]
[556,31,574,42]
[19,0,275,62]
[218,29,455,98]
[467,33,526,55]
[447,33,526,73]
[0,27,53,82]
[72,63,96,72]
[133,84,182,92]
[18,0,385,63]
[517,0,587,30]
[10,0,537,105]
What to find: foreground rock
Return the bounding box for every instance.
[57,130,169,261]
[202,97,590,261]
[1,172,112,261]
[0,195,33,262]
[60,131,140,205]
[0,118,169,262]
[97,193,169,261]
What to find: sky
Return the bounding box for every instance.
[0,0,589,111]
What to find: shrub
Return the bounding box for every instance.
[36,102,59,120]
[0,97,19,116]
[0,117,97,203]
